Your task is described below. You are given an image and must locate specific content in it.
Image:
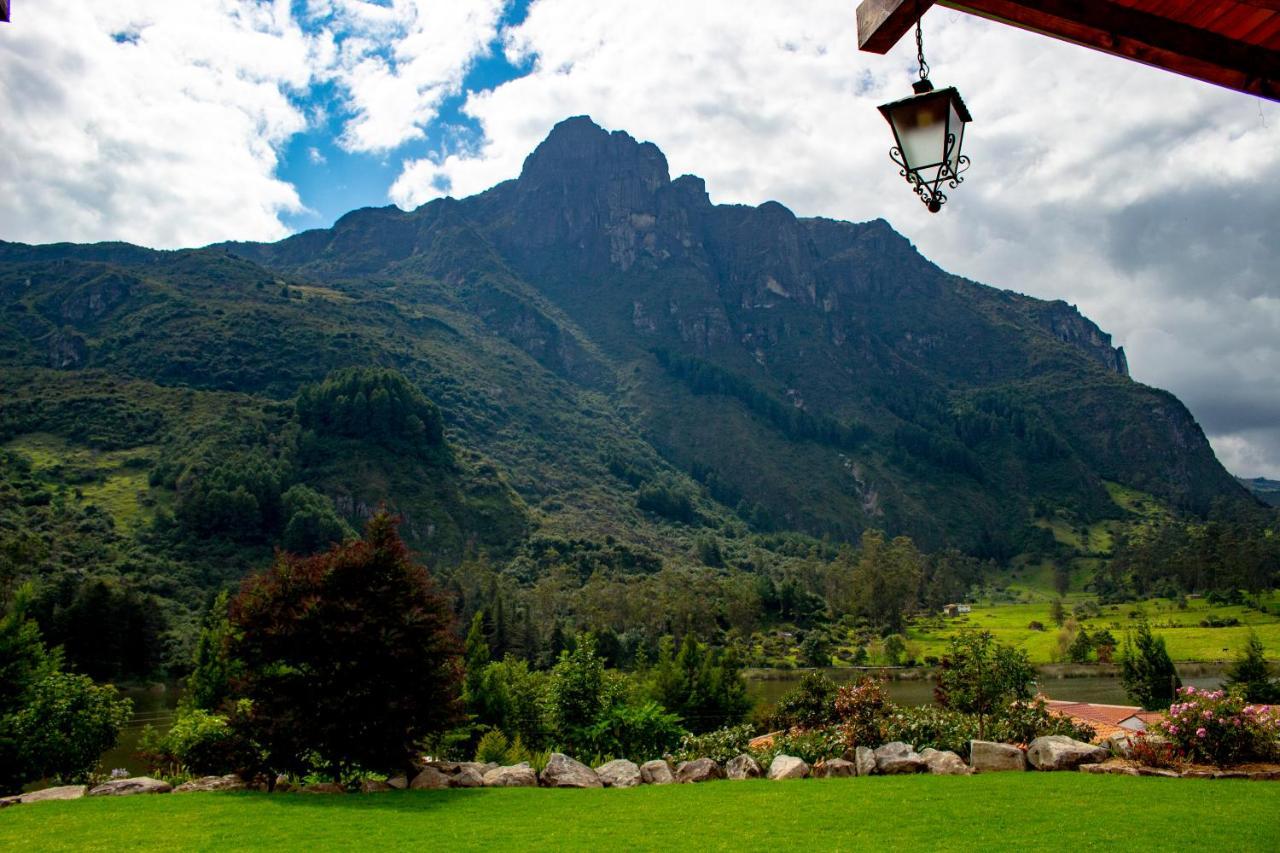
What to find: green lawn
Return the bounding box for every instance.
[902,595,1280,664]
[3,775,1278,852]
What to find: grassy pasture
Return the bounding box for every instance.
[2,775,1276,852]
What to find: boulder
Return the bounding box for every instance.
[173,775,245,794]
[88,777,172,797]
[360,779,393,794]
[640,759,675,785]
[854,746,876,777]
[299,782,345,794]
[387,775,409,790]
[482,764,538,788]
[1104,732,1136,757]
[596,759,642,788]
[1027,735,1109,771]
[816,758,856,778]
[19,785,89,803]
[450,766,485,788]
[969,741,1026,773]
[674,758,723,784]
[767,754,810,781]
[272,776,296,793]
[410,766,451,790]
[874,742,926,775]
[540,753,603,788]
[0,796,18,809]
[1079,762,1139,776]
[919,749,971,776]
[1136,766,1180,778]
[725,754,763,780]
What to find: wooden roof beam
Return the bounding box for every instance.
[855,0,1280,102]
[1,1,10,24]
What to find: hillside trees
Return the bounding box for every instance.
[850,530,924,634]
[228,511,461,778]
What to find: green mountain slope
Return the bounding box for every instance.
[0,116,1263,675]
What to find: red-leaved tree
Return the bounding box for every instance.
[229,510,460,779]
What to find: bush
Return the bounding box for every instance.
[880,705,977,756]
[1161,686,1280,766]
[768,671,837,731]
[988,697,1096,746]
[672,724,756,764]
[8,672,131,784]
[834,677,888,749]
[474,730,511,765]
[756,726,845,766]
[581,701,687,763]
[1127,730,1183,769]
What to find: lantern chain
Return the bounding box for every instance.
[915,20,930,81]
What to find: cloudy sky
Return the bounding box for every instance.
[2,0,1278,477]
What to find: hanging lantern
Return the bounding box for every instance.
[877,22,971,213]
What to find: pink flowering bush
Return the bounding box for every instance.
[1162,686,1280,766]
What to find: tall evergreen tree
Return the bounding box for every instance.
[1224,630,1278,702]
[1119,618,1181,710]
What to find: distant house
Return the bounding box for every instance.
[942,603,972,617]
[1042,699,1165,742]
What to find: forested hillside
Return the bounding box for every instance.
[0,117,1274,679]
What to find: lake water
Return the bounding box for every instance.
[100,685,182,777]
[745,666,1226,715]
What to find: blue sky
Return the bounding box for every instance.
[278,0,533,231]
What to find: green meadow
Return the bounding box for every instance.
[2,775,1277,852]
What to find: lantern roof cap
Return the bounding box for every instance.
[877,84,973,123]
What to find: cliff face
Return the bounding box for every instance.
[1,116,1246,552]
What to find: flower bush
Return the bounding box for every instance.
[1162,686,1280,766]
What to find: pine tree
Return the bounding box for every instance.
[1225,630,1278,702]
[1120,618,1181,710]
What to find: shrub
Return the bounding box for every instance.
[768,671,837,731]
[756,726,845,766]
[672,724,755,764]
[581,702,687,763]
[935,630,1034,739]
[834,677,888,749]
[1120,618,1180,710]
[1162,686,1280,766]
[880,705,977,756]
[475,730,510,765]
[988,697,1096,746]
[8,672,131,784]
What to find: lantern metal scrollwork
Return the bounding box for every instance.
[877,22,972,213]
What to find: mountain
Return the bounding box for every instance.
[1239,477,1280,507]
[0,116,1262,675]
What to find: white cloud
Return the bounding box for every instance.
[316,0,506,153]
[0,0,316,248]
[388,0,1280,476]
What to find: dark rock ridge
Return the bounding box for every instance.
[0,116,1250,551]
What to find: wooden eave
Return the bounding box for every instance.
[856,0,1280,102]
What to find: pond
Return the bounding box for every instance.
[745,665,1226,715]
[100,684,183,777]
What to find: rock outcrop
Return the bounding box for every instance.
[767,754,811,781]
[88,777,172,796]
[482,764,538,788]
[969,741,1027,772]
[640,759,675,785]
[1027,736,1109,771]
[540,753,603,788]
[874,742,926,775]
[725,754,763,780]
[595,759,642,788]
[675,758,723,783]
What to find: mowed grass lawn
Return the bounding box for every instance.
[4,774,1279,852]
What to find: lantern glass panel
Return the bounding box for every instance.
[891,96,947,181]
[946,99,965,177]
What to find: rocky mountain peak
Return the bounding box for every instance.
[518,116,670,193]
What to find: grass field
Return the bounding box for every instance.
[902,595,1280,664]
[2,775,1277,852]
